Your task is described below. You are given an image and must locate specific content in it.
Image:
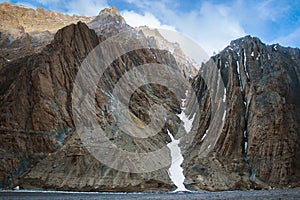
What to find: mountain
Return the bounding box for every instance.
[183,36,300,190]
[0,3,189,191]
[0,2,299,192]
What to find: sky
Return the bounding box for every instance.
[2,0,300,55]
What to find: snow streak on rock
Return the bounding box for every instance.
[236,61,243,91]
[166,90,196,192]
[176,90,195,134]
[167,129,189,192]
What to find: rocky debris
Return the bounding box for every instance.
[183,36,300,190]
[0,31,53,61]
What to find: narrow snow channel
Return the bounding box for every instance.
[166,90,194,192]
[167,129,189,192]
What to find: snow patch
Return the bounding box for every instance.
[244,141,248,151]
[176,90,195,134]
[223,88,226,103]
[201,129,209,142]
[222,110,226,122]
[243,130,247,138]
[236,61,243,91]
[243,50,250,81]
[225,61,229,68]
[167,129,189,192]
[256,52,261,61]
[13,186,20,190]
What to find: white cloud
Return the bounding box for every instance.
[121,10,175,31]
[122,1,246,56]
[66,0,108,16]
[257,0,290,22]
[185,2,246,55]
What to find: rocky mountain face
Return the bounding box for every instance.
[14,23,184,191]
[0,2,299,192]
[0,21,99,189]
[0,3,189,191]
[183,37,300,190]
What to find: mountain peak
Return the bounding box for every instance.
[94,7,125,24]
[88,7,128,36]
[98,7,121,17]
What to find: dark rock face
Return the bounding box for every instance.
[183,36,300,190]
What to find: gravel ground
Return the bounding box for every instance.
[1,189,300,200]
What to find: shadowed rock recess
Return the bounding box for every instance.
[0,3,299,192]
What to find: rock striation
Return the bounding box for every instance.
[183,36,300,190]
[0,21,99,188]
[0,5,185,190]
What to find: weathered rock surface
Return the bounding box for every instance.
[183,36,300,190]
